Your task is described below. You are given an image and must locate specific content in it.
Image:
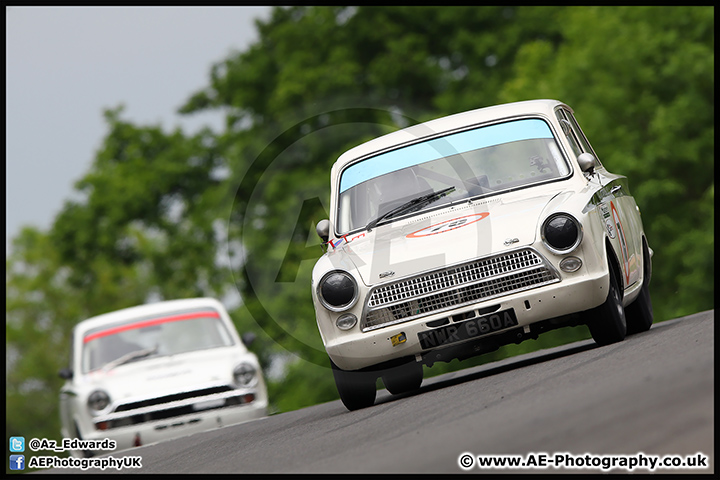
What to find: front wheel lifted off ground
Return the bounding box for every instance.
[331,359,377,411]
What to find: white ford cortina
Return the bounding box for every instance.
[59,298,268,457]
[312,99,653,410]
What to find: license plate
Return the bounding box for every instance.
[192,398,225,411]
[418,309,518,350]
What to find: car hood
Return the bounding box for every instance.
[81,347,251,402]
[334,189,567,286]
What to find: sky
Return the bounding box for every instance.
[6,6,272,252]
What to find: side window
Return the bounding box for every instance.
[555,107,604,168]
[566,110,602,167]
[555,109,583,157]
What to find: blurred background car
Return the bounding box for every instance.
[58,297,268,457]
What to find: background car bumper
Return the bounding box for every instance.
[74,400,267,457]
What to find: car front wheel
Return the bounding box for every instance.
[74,422,94,458]
[331,359,377,411]
[382,360,423,395]
[587,260,627,346]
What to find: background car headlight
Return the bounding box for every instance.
[87,390,111,415]
[233,362,258,387]
[542,213,583,254]
[318,271,358,311]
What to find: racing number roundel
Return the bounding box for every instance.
[406,212,489,238]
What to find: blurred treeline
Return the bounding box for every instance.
[6,6,713,451]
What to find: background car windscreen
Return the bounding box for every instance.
[81,308,234,373]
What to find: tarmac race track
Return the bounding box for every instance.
[48,310,713,474]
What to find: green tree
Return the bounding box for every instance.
[50,107,233,300]
[498,6,714,320]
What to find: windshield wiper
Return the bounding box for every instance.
[102,345,158,372]
[366,186,456,231]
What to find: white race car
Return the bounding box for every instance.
[312,99,653,410]
[59,298,268,456]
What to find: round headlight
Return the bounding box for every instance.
[318,271,358,311]
[87,390,111,415]
[542,213,582,254]
[233,362,258,387]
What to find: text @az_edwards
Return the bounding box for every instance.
[28,437,116,453]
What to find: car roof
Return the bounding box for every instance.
[73,297,227,334]
[333,99,569,172]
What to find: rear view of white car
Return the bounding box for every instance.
[59,298,268,457]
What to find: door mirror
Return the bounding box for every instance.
[577,153,597,174]
[58,368,73,380]
[316,219,330,243]
[241,332,257,348]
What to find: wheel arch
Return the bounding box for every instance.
[604,236,624,301]
[640,235,652,284]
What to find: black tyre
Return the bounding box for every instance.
[331,359,377,411]
[626,241,653,334]
[382,360,423,395]
[74,422,94,458]
[587,259,627,346]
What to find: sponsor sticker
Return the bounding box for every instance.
[391,332,407,347]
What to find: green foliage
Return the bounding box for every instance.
[50,106,232,299]
[6,6,713,443]
[498,6,714,321]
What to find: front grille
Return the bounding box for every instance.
[362,248,559,331]
[95,384,256,430]
[114,386,234,412]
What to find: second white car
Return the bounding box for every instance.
[59,297,268,457]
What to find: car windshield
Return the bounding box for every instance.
[81,308,234,373]
[336,118,570,234]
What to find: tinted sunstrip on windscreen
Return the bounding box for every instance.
[339,118,554,193]
[83,310,221,343]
